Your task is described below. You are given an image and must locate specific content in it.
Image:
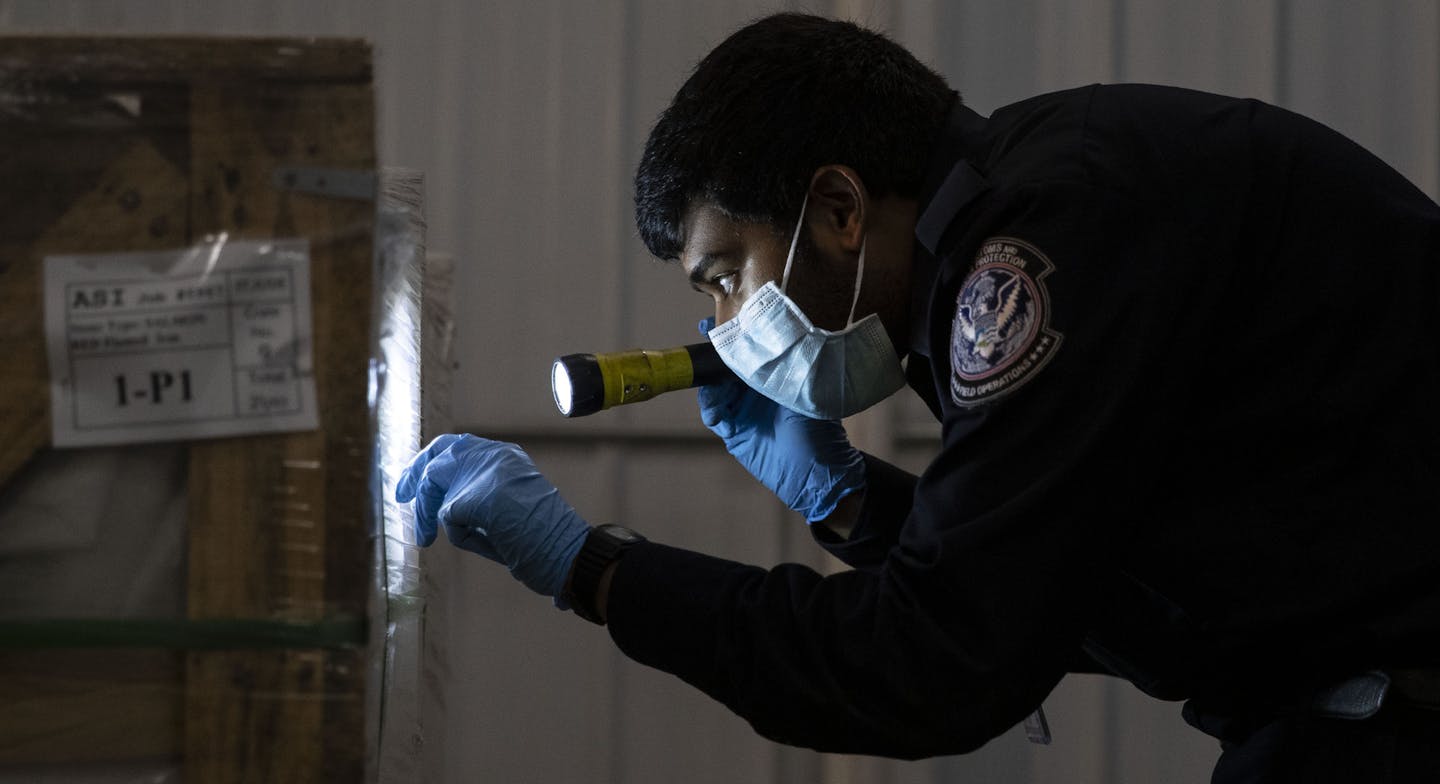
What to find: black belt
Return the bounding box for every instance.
[1309,669,1440,720]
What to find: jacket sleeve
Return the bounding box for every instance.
[808,453,917,571]
[605,441,1108,758]
[605,178,1179,758]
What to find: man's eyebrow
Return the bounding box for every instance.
[688,254,726,291]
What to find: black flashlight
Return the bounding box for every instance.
[551,341,734,417]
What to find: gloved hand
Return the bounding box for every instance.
[698,318,866,523]
[395,434,589,601]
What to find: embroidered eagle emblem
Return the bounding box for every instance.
[954,269,1029,374]
[949,238,1062,407]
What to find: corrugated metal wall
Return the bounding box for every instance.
[4,2,1435,782]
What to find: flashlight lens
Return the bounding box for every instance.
[551,353,604,417]
[552,360,574,416]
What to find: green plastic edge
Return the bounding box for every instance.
[0,616,367,650]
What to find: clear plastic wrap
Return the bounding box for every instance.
[0,36,434,783]
[368,168,428,784]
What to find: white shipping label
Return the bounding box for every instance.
[44,238,320,447]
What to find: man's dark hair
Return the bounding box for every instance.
[634,13,956,261]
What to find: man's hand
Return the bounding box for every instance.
[699,320,866,523]
[395,434,589,601]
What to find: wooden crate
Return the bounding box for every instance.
[0,37,376,782]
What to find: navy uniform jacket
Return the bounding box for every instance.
[605,84,1440,758]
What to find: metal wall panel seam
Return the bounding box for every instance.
[613,3,640,776]
[1274,0,1290,107]
[1111,0,1125,83]
[616,0,640,439]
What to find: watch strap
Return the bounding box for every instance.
[568,525,643,624]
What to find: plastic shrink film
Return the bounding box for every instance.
[0,37,446,784]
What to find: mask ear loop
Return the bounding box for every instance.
[779,191,810,292]
[845,238,867,327]
[781,190,866,327]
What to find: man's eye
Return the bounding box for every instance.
[709,272,736,293]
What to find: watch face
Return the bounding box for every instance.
[603,525,642,543]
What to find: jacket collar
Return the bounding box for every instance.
[908,100,992,361]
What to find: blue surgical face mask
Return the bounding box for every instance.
[707,193,906,420]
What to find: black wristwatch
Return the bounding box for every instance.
[566,524,646,625]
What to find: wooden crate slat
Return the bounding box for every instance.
[182,47,374,784]
[0,36,372,84]
[0,651,180,766]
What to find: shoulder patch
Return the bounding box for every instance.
[949,237,1063,408]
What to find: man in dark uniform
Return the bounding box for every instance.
[397,13,1440,782]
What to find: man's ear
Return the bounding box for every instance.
[805,165,868,254]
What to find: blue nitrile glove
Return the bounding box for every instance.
[697,318,866,523]
[395,434,589,601]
